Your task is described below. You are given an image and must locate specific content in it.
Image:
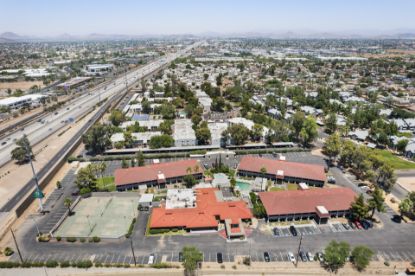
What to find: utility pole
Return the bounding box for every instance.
[130,238,137,266]
[25,141,44,212]
[295,233,303,267]
[10,228,23,263]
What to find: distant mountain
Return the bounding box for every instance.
[1,30,415,42]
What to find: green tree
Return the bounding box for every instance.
[399,198,413,218]
[136,151,145,166]
[183,174,196,188]
[195,127,211,145]
[323,241,350,272]
[109,109,125,126]
[11,134,34,164]
[396,139,409,154]
[377,164,396,192]
[250,124,264,142]
[83,124,112,154]
[367,187,385,218]
[182,246,203,276]
[121,159,129,168]
[300,116,318,146]
[211,97,226,112]
[351,246,374,271]
[325,113,337,134]
[222,124,250,145]
[350,194,369,220]
[323,132,342,163]
[159,120,173,135]
[123,132,135,148]
[75,165,97,193]
[64,197,73,215]
[149,135,174,149]
[160,103,176,120]
[291,111,305,139]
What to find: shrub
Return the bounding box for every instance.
[125,218,137,238]
[21,262,32,268]
[384,261,390,267]
[95,262,103,267]
[80,238,86,243]
[60,261,70,268]
[31,262,44,267]
[46,260,59,268]
[220,264,225,269]
[76,260,93,269]
[66,237,76,243]
[232,265,237,269]
[104,263,111,267]
[56,236,62,242]
[151,262,173,269]
[92,236,100,243]
[0,261,20,268]
[115,263,124,268]
[243,257,251,266]
[3,247,14,256]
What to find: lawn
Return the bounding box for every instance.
[269,187,285,192]
[96,176,116,192]
[372,149,415,170]
[269,183,298,191]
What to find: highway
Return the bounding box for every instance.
[0,42,199,212]
[0,42,198,168]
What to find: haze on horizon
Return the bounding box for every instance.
[1,0,414,37]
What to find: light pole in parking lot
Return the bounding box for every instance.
[295,233,303,267]
[130,238,137,266]
[25,143,44,213]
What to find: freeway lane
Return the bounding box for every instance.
[0,42,199,212]
[0,42,198,168]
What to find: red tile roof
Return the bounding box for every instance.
[258,188,357,216]
[114,159,203,187]
[150,188,252,229]
[238,156,326,182]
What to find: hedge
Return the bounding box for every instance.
[125,218,137,238]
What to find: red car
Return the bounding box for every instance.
[354,220,363,229]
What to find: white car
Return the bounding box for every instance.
[148,254,154,265]
[288,252,296,263]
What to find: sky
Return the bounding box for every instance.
[1,0,414,36]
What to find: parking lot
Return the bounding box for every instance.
[272,222,364,239]
[12,247,415,265]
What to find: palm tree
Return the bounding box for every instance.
[64,197,73,216]
[260,166,267,179]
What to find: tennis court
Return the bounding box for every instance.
[54,196,138,238]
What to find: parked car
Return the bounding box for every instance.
[327,176,336,184]
[299,251,308,262]
[354,220,363,229]
[264,252,270,262]
[349,221,357,230]
[289,225,298,236]
[217,252,223,263]
[392,215,402,223]
[1,141,6,146]
[273,228,280,237]
[288,252,296,263]
[316,252,324,262]
[148,254,154,265]
[361,219,373,229]
[307,252,314,262]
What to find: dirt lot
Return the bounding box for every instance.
[0,80,44,93]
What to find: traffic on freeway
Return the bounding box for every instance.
[0,42,199,168]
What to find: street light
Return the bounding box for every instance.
[25,141,44,212]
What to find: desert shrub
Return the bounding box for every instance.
[60,261,70,268]
[56,236,62,242]
[3,247,14,256]
[76,260,93,268]
[66,237,76,243]
[46,260,58,268]
[92,236,100,243]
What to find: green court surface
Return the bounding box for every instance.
[54,196,138,239]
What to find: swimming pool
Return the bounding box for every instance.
[236,180,251,191]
